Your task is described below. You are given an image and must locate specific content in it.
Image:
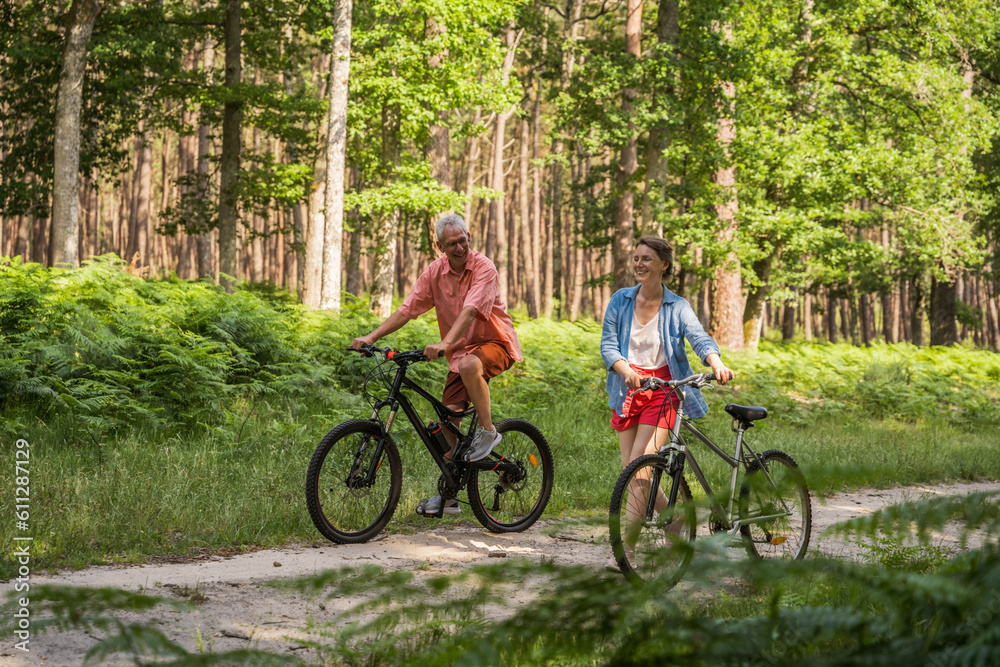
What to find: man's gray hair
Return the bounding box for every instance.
[435,214,469,243]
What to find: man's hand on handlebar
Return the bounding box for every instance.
[350,334,377,351]
[424,341,448,360]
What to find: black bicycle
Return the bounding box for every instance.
[306,344,554,544]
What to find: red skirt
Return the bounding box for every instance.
[610,364,679,432]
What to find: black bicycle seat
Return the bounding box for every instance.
[724,404,768,422]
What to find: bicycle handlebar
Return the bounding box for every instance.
[346,344,429,364]
[639,372,716,393]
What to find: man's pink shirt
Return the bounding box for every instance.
[398,250,523,373]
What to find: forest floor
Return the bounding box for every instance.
[7,480,999,667]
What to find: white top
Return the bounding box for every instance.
[628,309,668,369]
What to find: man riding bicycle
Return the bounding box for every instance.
[350,213,523,517]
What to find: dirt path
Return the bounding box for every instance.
[5,480,998,666]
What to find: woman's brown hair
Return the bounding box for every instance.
[636,236,674,277]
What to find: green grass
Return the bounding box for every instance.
[5,384,998,579]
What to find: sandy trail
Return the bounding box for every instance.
[3,480,997,666]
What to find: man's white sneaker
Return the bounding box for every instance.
[416,494,460,517]
[464,428,501,462]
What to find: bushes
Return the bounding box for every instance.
[0,257,346,435]
[727,340,1000,427]
[5,255,1000,439]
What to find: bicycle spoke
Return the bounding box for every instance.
[739,450,811,560]
[468,419,553,533]
[610,455,697,585]
[306,420,402,544]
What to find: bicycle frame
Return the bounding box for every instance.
[362,356,520,492]
[658,385,786,535]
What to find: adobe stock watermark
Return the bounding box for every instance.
[748,585,1000,666]
[12,438,32,654]
[927,587,1000,666]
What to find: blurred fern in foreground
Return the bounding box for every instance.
[8,490,997,666]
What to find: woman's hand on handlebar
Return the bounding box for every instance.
[624,369,645,390]
[706,353,735,385]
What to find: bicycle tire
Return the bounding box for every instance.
[467,419,554,533]
[739,449,811,560]
[609,454,697,585]
[305,419,402,544]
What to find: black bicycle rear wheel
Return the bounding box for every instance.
[305,419,402,544]
[609,454,697,585]
[739,449,811,560]
[468,419,553,533]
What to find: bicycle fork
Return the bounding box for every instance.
[345,404,400,489]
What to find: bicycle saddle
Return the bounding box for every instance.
[724,404,768,422]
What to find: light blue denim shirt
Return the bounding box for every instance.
[600,284,721,420]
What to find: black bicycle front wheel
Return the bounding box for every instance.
[609,454,697,585]
[468,419,554,533]
[739,449,811,560]
[305,419,402,544]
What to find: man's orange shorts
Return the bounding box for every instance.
[441,342,515,409]
[610,364,679,432]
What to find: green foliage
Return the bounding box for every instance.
[0,0,190,216]
[268,491,1000,666]
[0,256,355,435]
[855,533,953,573]
[726,339,1000,427]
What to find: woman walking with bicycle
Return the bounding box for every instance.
[600,237,734,570]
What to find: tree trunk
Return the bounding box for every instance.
[50,0,102,267]
[549,0,583,314]
[487,26,520,304]
[825,291,837,343]
[425,16,451,255]
[217,0,242,289]
[708,22,743,351]
[640,0,678,236]
[126,123,152,268]
[986,294,1000,351]
[929,276,958,345]
[320,0,352,311]
[860,293,875,345]
[345,223,362,297]
[463,108,482,224]
[742,255,773,352]
[611,0,642,291]
[370,103,401,318]
[910,277,926,346]
[303,54,332,308]
[192,37,217,280]
[782,297,796,341]
[518,116,538,317]
[533,22,551,319]
[803,291,813,340]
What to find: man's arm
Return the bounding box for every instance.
[351,310,411,349]
[424,305,479,359]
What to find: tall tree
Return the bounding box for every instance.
[708,22,743,351]
[487,25,522,304]
[640,0,679,237]
[50,0,103,267]
[319,0,353,311]
[610,0,642,291]
[217,0,242,288]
